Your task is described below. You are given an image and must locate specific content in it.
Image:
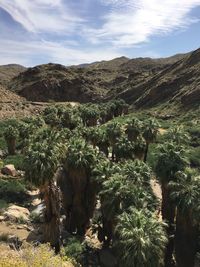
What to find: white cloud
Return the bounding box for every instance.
[0,39,121,66]
[86,0,200,46]
[0,0,82,33]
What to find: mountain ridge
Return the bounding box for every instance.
[0,48,199,109]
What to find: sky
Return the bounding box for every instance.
[0,0,200,66]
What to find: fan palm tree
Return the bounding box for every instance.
[4,125,19,155]
[165,126,190,145]
[113,99,129,117]
[143,118,160,162]
[125,118,143,142]
[79,105,100,127]
[170,170,200,267]
[99,172,157,245]
[122,160,152,188]
[24,137,65,252]
[133,135,146,161]
[96,130,110,157]
[105,122,122,161]
[114,208,167,267]
[155,142,189,266]
[61,138,98,235]
[113,136,134,162]
[43,110,60,128]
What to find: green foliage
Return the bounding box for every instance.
[155,142,189,183]
[4,125,19,140]
[115,208,167,267]
[64,138,97,171]
[0,179,27,203]
[3,154,25,170]
[64,237,86,263]
[169,170,200,221]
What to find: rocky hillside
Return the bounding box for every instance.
[3,48,200,108]
[118,48,200,108]
[7,53,188,103]
[0,85,24,102]
[0,64,26,86]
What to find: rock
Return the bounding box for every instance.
[8,235,23,249]
[0,215,5,222]
[0,150,4,158]
[1,164,16,176]
[4,205,30,223]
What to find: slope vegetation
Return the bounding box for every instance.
[4,49,200,109]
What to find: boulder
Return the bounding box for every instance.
[1,164,16,176]
[4,205,30,223]
[0,215,5,222]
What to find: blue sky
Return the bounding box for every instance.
[0,0,200,66]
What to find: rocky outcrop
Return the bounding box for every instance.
[1,164,17,177]
[2,48,200,109]
[3,205,30,223]
[7,53,188,104]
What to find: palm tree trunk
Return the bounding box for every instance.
[144,143,149,162]
[7,138,16,155]
[175,209,198,267]
[161,182,176,267]
[43,182,61,253]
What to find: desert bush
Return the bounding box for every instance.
[0,243,73,267]
[0,179,27,203]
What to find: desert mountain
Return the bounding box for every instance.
[118,48,200,108]
[0,64,26,86]
[2,48,200,108]
[0,84,24,102]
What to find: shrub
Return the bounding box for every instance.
[64,237,86,264]
[0,243,73,267]
[0,179,27,203]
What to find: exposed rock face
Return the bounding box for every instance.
[1,164,17,177]
[2,48,200,109]
[119,48,200,108]
[0,64,26,87]
[4,205,30,222]
[7,53,188,104]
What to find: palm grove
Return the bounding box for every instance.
[2,99,200,267]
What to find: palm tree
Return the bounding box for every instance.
[122,160,152,188]
[24,136,65,252]
[133,135,146,161]
[113,136,134,162]
[79,105,100,127]
[114,208,167,267]
[99,172,157,245]
[105,122,122,161]
[4,125,19,155]
[113,99,129,117]
[143,118,160,162]
[155,142,189,266]
[99,174,126,245]
[96,130,110,157]
[170,170,200,267]
[43,106,60,127]
[61,138,98,235]
[125,118,143,142]
[165,126,190,145]
[84,127,100,148]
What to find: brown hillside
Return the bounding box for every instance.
[4,49,199,109]
[118,48,200,108]
[0,64,26,86]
